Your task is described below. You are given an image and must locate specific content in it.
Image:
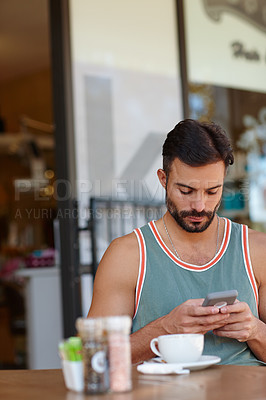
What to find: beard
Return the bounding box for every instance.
[166,192,221,233]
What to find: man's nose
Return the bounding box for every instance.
[190,194,206,212]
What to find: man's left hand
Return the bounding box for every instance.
[213,300,258,342]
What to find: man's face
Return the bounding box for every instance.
[166,191,221,233]
[162,158,225,233]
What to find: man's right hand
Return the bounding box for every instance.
[161,298,230,335]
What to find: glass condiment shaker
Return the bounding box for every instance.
[76,317,109,394]
[105,315,132,392]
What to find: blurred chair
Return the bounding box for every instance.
[88,197,165,278]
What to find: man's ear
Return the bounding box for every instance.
[157,169,167,188]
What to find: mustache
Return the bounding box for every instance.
[179,210,213,218]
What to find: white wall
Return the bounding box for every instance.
[69,0,183,224]
[70,0,179,76]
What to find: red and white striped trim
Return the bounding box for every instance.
[148,217,231,271]
[133,228,146,319]
[242,224,259,311]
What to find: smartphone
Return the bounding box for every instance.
[202,290,238,308]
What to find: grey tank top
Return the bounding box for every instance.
[132,218,263,366]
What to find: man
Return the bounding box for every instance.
[88,119,266,365]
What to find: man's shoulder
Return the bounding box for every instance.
[110,231,139,253]
[95,231,140,285]
[103,231,143,267]
[248,227,266,248]
[109,221,152,251]
[103,219,156,262]
[230,218,266,246]
[248,228,266,260]
[247,228,266,284]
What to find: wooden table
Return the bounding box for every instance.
[0,365,265,400]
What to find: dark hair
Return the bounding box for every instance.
[162,119,234,175]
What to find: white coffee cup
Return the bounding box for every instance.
[150,334,204,364]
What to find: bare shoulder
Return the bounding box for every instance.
[107,231,139,255]
[103,231,139,266]
[94,231,140,286]
[89,231,140,317]
[248,228,266,285]
[248,227,266,253]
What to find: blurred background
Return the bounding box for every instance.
[0,0,266,369]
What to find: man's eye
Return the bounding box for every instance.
[180,190,192,195]
[207,191,218,195]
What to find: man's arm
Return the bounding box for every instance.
[214,230,266,363]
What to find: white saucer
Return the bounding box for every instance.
[146,355,221,372]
